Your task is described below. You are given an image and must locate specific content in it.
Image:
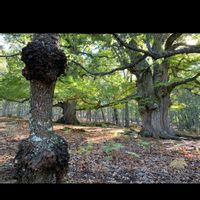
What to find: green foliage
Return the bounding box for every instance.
[0,56,29,101]
[102,142,124,155]
[170,101,187,110]
[53,33,136,110]
[138,96,158,112]
[154,81,169,88]
[0,33,135,110]
[0,57,7,74]
[0,35,30,102]
[104,155,113,160]
[62,127,72,133]
[1,33,200,136]
[77,140,93,155]
[140,130,152,137]
[138,140,151,149]
[170,88,200,131]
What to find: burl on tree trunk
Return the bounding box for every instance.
[14,34,69,183]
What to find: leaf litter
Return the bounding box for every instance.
[0,117,200,183]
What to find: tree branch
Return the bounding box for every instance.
[61,44,114,59]
[168,42,197,50]
[113,33,200,60]
[165,33,182,50]
[168,72,200,91]
[112,33,151,56]
[76,51,114,59]
[0,53,20,58]
[77,93,138,111]
[154,46,200,59]
[71,55,147,76]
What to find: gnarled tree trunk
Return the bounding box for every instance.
[135,61,175,139]
[14,33,69,183]
[57,100,79,125]
[139,94,174,138]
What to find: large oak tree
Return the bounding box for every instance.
[109,33,200,138]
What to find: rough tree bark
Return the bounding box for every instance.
[113,107,120,126]
[2,100,8,116]
[100,108,106,123]
[124,102,130,127]
[128,36,176,139]
[134,61,174,138]
[94,110,98,123]
[57,100,79,125]
[17,103,22,117]
[86,109,92,122]
[14,33,69,183]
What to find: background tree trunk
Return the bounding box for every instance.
[86,109,92,122]
[57,100,79,125]
[136,62,175,138]
[16,103,22,118]
[101,108,106,123]
[113,107,120,126]
[124,102,130,127]
[2,100,8,116]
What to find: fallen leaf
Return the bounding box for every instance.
[169,159,188,169]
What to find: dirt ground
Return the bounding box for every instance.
[0,116,200,183]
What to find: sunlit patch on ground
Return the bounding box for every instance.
[55,123,127,144]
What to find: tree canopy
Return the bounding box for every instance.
[0,33,199,136]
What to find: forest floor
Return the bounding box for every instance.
[0,116,200,183]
